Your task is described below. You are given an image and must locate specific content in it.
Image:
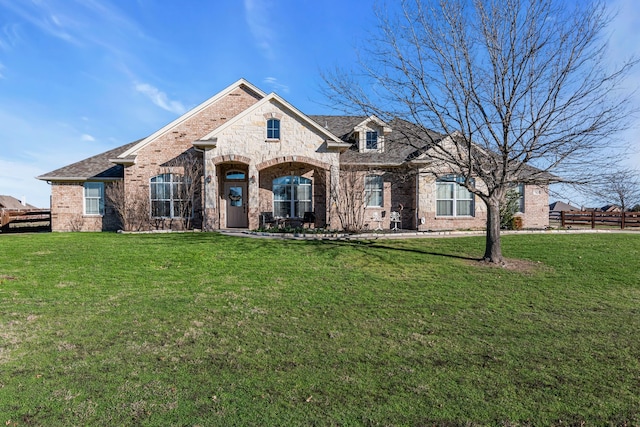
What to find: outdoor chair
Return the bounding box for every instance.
[261,212,277,229]
[302,211,316,228]
[390,211,401,231]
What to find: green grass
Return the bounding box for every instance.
[1,232,640,426]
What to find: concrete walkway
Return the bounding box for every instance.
[216,227,638,240]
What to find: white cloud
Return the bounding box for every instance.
[0,23,22,51]
[0,0,81,45]
[244,0,276,61]
[263,76,289,94]
[81,133,95,142]
[134,82,187,115]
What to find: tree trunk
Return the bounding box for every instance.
[483,197,503,264]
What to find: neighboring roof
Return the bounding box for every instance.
[0,195,37,210]
[118,78,267,159]
[201,93,346,146]
[549,201,580,212]
[37,140,140,181]
[601,204,621,212]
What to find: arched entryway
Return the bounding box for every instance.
[215,162,251,229]
[223,169,248,228]
[257,160,330,228]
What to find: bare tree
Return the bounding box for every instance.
[105,181,150,231]
[163,150,203,230]
[323,0,636,263]
[332,166,369,232]
[587,167,640,212]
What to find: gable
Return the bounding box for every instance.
[116,79,266,160]
[195,95,349,163]
[200,93,344,144]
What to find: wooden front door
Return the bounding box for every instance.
[224,182,248,228]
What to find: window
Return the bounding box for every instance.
[267,118,280,139]
[364,175,383,207]
[272,175,312,218]
[150,173,192,218]
[226,170,246,180]
[365,131,378,150]
[84,182,104,215]
[515,183,525,213]
[436,175,475,216]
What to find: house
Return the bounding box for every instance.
[0,195,46,232]
[37,79,550,232]
[0,195,37,211]
[549,201,580,213]
[600,204,621,213]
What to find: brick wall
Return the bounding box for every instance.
[122,86,262,230]
[50,182,120,232]
[516,184,549,228]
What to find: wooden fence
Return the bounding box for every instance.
[550,211,640,229]
[0,209,51,233]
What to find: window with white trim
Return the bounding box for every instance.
[365,131,378,150]
[267,118,280,139]
[150,173,192,218]
[364,175,383,207]
[273,175,312,218]
[84,182,104,215]
[436,175,475,216]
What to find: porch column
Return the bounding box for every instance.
[416,169,430,232]
[203,150,218,230]
[247,163,259,230]
[329,164,340,230]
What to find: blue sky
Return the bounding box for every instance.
[0,0,638,208]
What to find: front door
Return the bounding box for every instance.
[225,182,248,228]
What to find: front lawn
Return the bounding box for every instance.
[1,232,639,425]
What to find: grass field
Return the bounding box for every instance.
[1,231,640,426]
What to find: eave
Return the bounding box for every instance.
[193,138,218,150]
[326,140,352,152]
[109,156,136,166]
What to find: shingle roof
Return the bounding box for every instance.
[549,201,580,212]
[0,195,38,210]
[309,116,443,166]
[37,140,141,181]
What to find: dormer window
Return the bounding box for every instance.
[267,118,280,139]
[366,131,378,150]
[353,116,390,153]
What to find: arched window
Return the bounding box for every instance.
[150,173,192,218]
[267,118,280,139]
[226,170,246,180]
[273,175,311,218]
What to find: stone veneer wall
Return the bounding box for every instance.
[258,164,327,227]
[417,173,489,231]
[416,173,549,231]
[204,98,341,230]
